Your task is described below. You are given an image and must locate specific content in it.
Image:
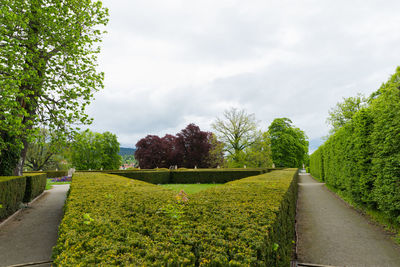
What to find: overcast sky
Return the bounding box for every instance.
[86,0,400,152]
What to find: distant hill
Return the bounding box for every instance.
[119,147,136,156]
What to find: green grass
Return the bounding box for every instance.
[160,183,221,194]
[46,179,71,190]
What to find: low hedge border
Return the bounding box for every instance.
[53,169,298,266]
[25,170,68,178]
[107,169,270,184]
[0,176,26,220]
[23,173,47,202]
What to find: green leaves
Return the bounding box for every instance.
[0,0,109,173]
[70,129,121,170]
[268,118,308,168]
[311,66,400,224]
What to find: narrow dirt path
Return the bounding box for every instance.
[296,173,400,267]
[0,185,69,267]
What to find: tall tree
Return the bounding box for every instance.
[70,130,121,170]
[211,108,259,163]
[327,94,366,133]
[135,135,168,169]
[176,124,212,168]
[0,0,109,175]
[268,118,308,168]
[24,128,66,171]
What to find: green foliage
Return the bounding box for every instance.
[53,169,298,266]
[170,169,266,184]
[23,173,47,202]
[310,67,400,223]
[71,130,121,170]
[0,176,26,220]
[326,93,366,133]
[24,128,69,171]
[0,0,109,174]
[268,118,309,168]
[0,132,21,176]
[109,169,267,184]
[109,171,170,184]
[161,184,221,195]
[309,146,324,181]
[212,108,259,163]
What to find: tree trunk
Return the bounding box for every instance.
[13,140,29,176]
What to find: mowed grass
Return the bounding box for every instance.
[161,183,221,194]
[46,179,71,190]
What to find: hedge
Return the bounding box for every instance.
[170,169,265,184]
[25,170,68,178]
[108,169,268,184]
[0,176,26,220]
[310,67,400,223]
[109,171,170,184]
[53,169,298,266]
[23,173,47,202]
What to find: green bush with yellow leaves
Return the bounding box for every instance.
[53,169,298,266]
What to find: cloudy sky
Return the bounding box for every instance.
[86,0,400,152]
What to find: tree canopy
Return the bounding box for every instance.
[326,94,366,133]
[211,108,259,163]
[0,0,109,175]
[70,130,121,170]
[135,124,221,169]
[268,118,308,168]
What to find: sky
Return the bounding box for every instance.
[86,0,400,152]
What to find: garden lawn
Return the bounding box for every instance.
[46,179,71,190]
[160,184,221,194]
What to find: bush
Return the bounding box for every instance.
[0,176,26,220]
[23,173,47,202]
[53,169,298,266]
[109,169,269,184]
[109,171,170,184]
[310,67,400,223]
[170,169,265,184]
[25,170,68,178]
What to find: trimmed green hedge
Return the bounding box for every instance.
[0,176,26,220]
[108,169,268,184]
[23,173,47,202]
[25,170,68,178]
[310,67,400,223]
[109,171,170,184]
[170,169,265,184]
[53,169,298,266]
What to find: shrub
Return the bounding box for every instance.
[23,173,47,202]
[25,170,68,178]
[109,171,170,184]
[0,176,26,220]
[53,169,297,266]
[170,169,264,184]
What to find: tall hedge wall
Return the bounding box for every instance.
[53,169,298,266]
[310,67,400,223]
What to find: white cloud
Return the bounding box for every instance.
[87,0,400,148]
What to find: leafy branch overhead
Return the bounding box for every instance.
[0,0,109,175]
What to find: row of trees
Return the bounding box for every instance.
[21,129,121,171]
[135,108,309,169]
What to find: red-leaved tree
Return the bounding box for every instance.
[135,124,222,169]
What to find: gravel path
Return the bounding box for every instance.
[0,185,69,267]
[296,173,400,267]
